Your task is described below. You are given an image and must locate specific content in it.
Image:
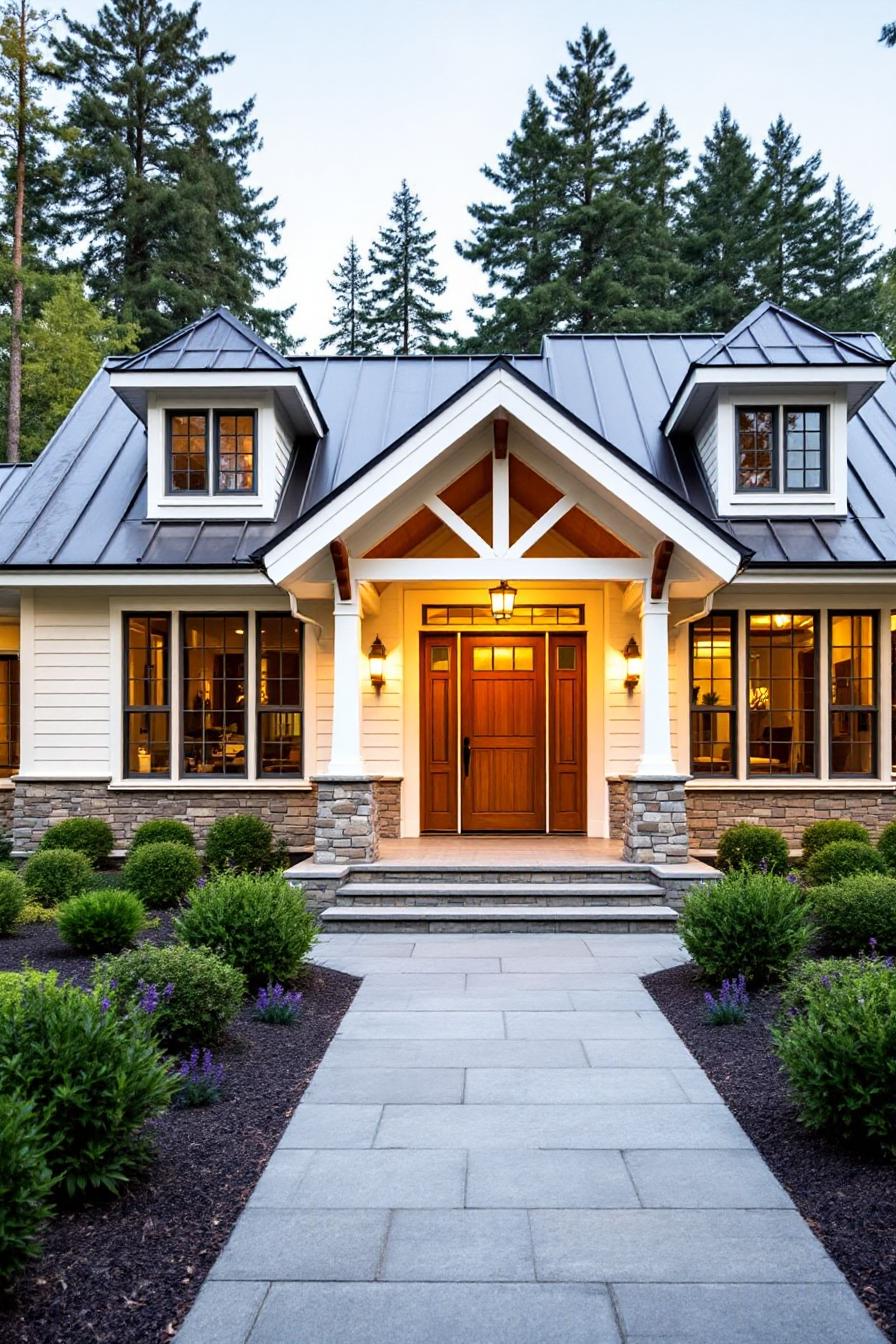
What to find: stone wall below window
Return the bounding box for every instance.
[686,786,896,851]
[11,779,317,854]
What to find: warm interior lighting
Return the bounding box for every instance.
[368,634,387,692]
[750,684,770,710]
[623,636,641,696]
[489,580,517,622]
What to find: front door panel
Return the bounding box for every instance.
[460,634,546,831]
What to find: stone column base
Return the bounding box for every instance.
[311,775,383,864]
[620,774,690,864]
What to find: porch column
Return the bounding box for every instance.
[637,596,676,776]
[328,585,364,776]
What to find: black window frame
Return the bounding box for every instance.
[735,405,778,493]
[746,610,819,778]
[689,611,737,778]
[166,409,210,495]
[782,405,828,493]
[735,404,830,496]
[123,613,171,779]
[181,612,248,778]
[256,612,304,777]
[0,653,19,778]
[214,409,258,496]
[829,610,878,779]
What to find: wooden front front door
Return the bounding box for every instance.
[460,634,546,832]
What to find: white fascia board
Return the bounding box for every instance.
[733,568,896,587]
[666,364,887,434]
[0,568,275,588]
[263,368,743,586]
[352,558,649,582]
[110,369,325,437]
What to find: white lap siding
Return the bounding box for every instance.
[25,589,112,777]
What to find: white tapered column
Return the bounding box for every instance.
[327,583,364,776]
[637,595,677,777]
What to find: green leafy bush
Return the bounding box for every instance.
[803,840,885,887]
[204,814,279,874]
[0,978,174,1199]
[38,817,114,864]
[810,873,896,955]
[0,828,11,862]
[877,821,896,872]
[122,841,201,909]
[0,969,56,1013]
[677,869,811,985]
[130,819,195,851]
[23,848,93,908]
[18,902,58,925]
[802,819,870,859]
[176,872,317,985]
[56,888,146,954]
[98,944,245,1052]
[715,823,789,874]
[0,1093,54,1287]
[774,956,896,1155]
[0,868,25,934]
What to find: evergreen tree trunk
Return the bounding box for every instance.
[5,0,25,463]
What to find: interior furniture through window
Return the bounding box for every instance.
[689,612,736,776]
[124,614,170,776]
[748,612,817,775]
[182,614,247,776]
[257,613,303,775]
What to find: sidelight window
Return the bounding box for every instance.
[830,613,877,777]
[257,614,303,775]
[0,654,19,778]
[747,613,817,776]
[689,614,736,776]
[124,615,171,776]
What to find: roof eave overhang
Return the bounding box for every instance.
[108,368,327,438]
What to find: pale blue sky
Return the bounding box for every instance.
[59,0,896,348]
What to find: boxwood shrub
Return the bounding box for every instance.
[0,969,56,1013]
[877,820,896,873]
[176,872,317,984]
[677,868,811,985]
[774,956,896,1155]
[801,819,870,859]
[23,848,93,908]
[0,1093,54,1288]
[122,841,201,909]
[204,814,279,875]
[810,872,896,955]
[98,944,245,1053]
[130,819,195,851]
[0,868,25,934]
[0,978,174,1199]
[803,839,886,887]
[56,888,146,954]
[38,817,114,864]
[715,823,789,874]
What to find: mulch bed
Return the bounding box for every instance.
[0,917,360,1344]
[643,961,896,1342]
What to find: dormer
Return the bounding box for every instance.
[662,303,892,519]
[109,308,325,520]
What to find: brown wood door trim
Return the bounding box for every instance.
[549,632,587,833]
[419,634,458,833]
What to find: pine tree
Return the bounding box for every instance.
[756,116,828,308]
[51,0,292,345]
[369,180,452,354]
[545,24,646,331]
[678,107,767,330]
[805,178,878,330]
[458,89,566,352]
[621,106,691,330]
[321,239,375,354]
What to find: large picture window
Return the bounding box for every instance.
[257,614,303,775]
[830,613,877,777]
[689,614,736,776]
[124,615,170,776]
[748,613,817,776]
[182,615,247,776]
[0,654,19,778]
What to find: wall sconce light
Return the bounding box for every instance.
[623,636,641,696]
[489,579,517,622]
[368,634,387,692]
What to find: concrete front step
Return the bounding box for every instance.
[334,881,667,907]
[343,863,654,886]
[320,904,680,934]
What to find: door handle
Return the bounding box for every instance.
[462,736,472,778]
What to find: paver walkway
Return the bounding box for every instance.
[177,933,885,1344]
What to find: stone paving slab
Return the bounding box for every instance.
[176,932,885,1344]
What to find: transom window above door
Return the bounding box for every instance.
[735,406,828,493]
[167,410,257,496]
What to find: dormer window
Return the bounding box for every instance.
[167,410,257,495]
[735,405,827,494]
[168,412,209,493]
[216,412,256,493]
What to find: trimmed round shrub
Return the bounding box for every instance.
[677,869,811,985]
[38,817,114,864]
[122,841,201,909]
[23,848,93,908]
[715,823,789,875]
[0,969,56,1014]
[802,818,870,859]
[97,944,245,1053]
[773,956,896,1155]
[204,814,278,875]
[0,1093,54,1288]
[56,888,146,954]
[803,840,885,887]
[811,873,896,955]
[877,820,896,873]
[175,872,318,985]
[130,819,195,852]
[0,868,25,934]
[0,977,174,1199]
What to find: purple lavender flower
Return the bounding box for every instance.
[869,937,878,953]
[704,974,749,1025]
[254,982,304,1025]
[99,996,111,1014]
[196,875,208,888]
[820,974,831,989]
[136,980,160,1014]
[758,858,769,874]
[786,872,799,885]
[162,982,175,1000]
[175,1048,224,1107]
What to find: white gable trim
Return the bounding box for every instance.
[263,367,744,586]
[665,363,887,435]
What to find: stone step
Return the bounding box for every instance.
[320,904,679,934]
[342,863,655,886]
[334,881,667,907]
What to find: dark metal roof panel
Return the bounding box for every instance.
[700,302,888,369]
[119,308,292,373]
